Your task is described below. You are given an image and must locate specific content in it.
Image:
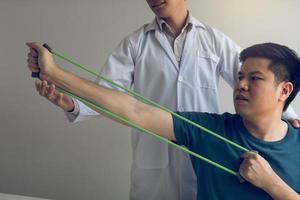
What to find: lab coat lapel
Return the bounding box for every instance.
[155,31,179,71]
[179,29,195,73]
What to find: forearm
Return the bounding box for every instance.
[48,66,174,140]
[263,174,300,200]
[49,67,138,122]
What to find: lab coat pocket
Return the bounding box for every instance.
[195,50,220,89]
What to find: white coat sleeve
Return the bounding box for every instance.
[64,36,135,123]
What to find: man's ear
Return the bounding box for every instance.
[279,82,293,102]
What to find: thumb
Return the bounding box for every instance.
[240,151,258,159]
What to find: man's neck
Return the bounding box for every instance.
[163,9,188,37]
[242,112,288,142]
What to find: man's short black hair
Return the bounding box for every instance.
[240,43,300,111]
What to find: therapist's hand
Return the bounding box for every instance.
[35,80,75,112]
[288,118,300,128]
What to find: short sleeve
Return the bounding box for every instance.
[172,112,224,151]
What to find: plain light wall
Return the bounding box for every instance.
[0,0,299,199]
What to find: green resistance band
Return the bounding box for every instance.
[32,43,251,177]
[57,86,238,176]
[40,44,249,153]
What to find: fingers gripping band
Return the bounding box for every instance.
[31,43,53,79]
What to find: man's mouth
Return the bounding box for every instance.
[235,94,248,101]
[151,1,166,8]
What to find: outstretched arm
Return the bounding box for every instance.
[26,42,175,141]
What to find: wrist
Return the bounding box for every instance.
[262,174,284,196]
[47,64,62,82]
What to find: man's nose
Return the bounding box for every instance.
[237,79,249,91]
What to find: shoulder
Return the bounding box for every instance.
[121,19,156,44]
[192,17,241,54]
[173,112,239,147]
[173,112,237,129]
[200,21,238,45]
[116,19,156,57]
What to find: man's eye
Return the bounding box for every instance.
[238,76,243,80]
[251,76,261,80]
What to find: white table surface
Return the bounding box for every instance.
[0,193,50,200]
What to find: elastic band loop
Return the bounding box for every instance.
[56,86,239,176]
[48,44,250,153]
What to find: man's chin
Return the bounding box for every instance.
[154,12,169,18]
[150,7,170,18]
[235,107,248,117]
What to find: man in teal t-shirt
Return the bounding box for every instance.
[170,43,300,199]
[27,41,300,199]
[173,112,300,199]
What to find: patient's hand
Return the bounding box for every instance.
[35,80,75,112]
[239,151,276,189]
